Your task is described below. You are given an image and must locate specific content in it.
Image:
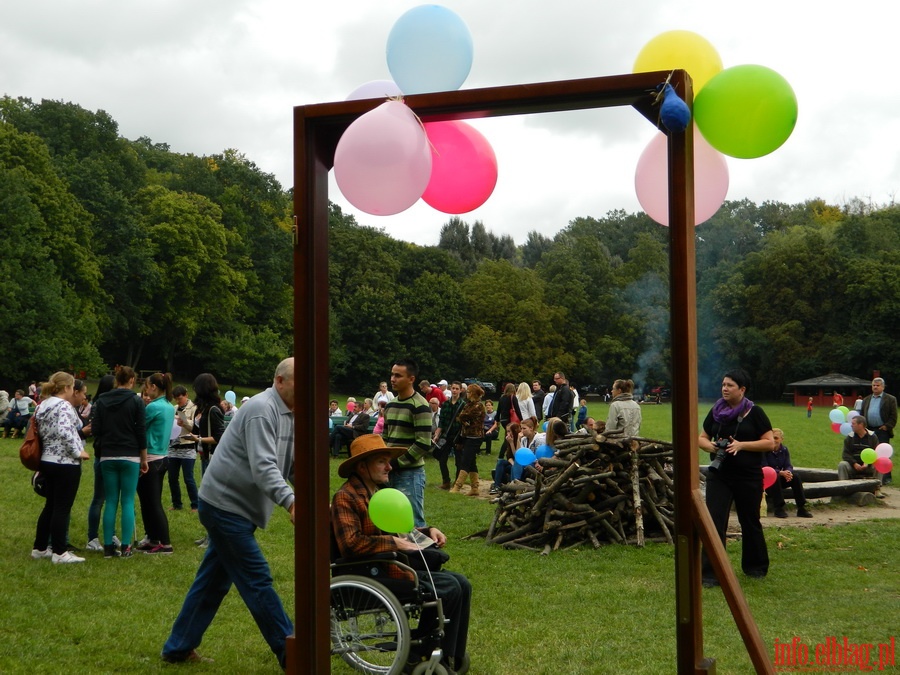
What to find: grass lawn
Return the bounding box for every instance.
[1,399,898,674]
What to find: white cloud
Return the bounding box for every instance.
[2,0,898,245]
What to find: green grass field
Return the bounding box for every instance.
[1,400,897,674]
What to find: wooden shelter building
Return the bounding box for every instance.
[787,372,872,408]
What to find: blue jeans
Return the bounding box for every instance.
[390,466,427,528]
[167,457,198,509]
[162,500,293,667]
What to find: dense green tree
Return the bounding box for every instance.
[0,122,105,382]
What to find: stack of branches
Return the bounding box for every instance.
[467,431,676,555]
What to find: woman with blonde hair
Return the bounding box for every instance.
[516,382,538,427]
[606,379,642,437]
[31,372,90,564]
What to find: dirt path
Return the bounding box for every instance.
[755,483,899,530]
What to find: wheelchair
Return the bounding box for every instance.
[330,550,469,675]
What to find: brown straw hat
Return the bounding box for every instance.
[338,435,406,478]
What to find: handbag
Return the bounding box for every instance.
[406,545,450,571]
[509,396,521,425]
[32,471,48,497]
[19,415,42,471]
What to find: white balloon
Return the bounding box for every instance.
[346,79,403,101]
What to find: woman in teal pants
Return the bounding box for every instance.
[91,366,147,558]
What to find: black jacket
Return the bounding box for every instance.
[549,385,574,420]
[92,388,146,458]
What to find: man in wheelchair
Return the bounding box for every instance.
[332,434,472,674]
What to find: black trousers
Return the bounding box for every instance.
[416,570,472,664]
[137,458,170,545]
[766,474,807,510]
[331,426,356,457]
[433,441,453,484]
[34,461,82,555]
[702,465,769,579]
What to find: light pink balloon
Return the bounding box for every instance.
[422,121,498,214]
[634,125,729,226]
[875,443,893,459]
[334,101,432,216]
[346,79,403,101]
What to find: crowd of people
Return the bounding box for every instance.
[16,366,248,564]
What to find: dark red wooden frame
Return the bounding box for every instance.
[289,69,773,674]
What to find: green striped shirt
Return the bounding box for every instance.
[383,391,431,468]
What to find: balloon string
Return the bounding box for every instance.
[389,95,440,156]
[406,531,438,597]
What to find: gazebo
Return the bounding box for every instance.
[787,373,872,408]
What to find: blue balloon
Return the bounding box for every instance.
[225,390,236,405]
[542,421,548,432]
[514,448,536,466]
[828,409,845,424]
[659,83,691,133]
[386,5,473,95]
[535,444,554,459]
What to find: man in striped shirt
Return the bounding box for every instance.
[383,358,432,528]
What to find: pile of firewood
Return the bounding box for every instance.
[467,431,676,554]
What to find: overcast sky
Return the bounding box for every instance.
[3,0,898,246]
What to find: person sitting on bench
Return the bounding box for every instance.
[764,428,812,518]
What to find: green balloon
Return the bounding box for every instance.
[860,448,877,465]
[368,487,414,533]
[695,64,797,159]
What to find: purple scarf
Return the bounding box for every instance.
[711,397,754,424]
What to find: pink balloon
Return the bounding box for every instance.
[421,121,498,214]
[875,443,894,459]
[346,79,403,101]
[634,125,729,226]
[334,101,432,216]
[831,422,842,434]
[762,466,777,490]
[874,457,893,474]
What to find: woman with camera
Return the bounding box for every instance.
[699,368,774,586]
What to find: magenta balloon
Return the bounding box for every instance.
[346,79,403,101]
[421,121,498,214]
[634,125,729,226]
[334,101,432,216]
[762,466,777,490]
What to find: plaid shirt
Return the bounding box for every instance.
[331,474,414,582]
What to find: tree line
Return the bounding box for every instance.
[2,96,898,399]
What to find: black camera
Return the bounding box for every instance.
[709,437,730,473]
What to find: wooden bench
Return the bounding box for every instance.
[700,466,882,506]
[329,415,378,434]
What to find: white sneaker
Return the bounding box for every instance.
[112,535,122,547]
[85,538,103,552]
[31,548,52,559]
[137,536,150,548]
[52,551,85,564]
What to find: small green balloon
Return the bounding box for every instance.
[368,487,414,533]
[860,448,877,465]
[695,64,797,159]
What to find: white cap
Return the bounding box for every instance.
[241,396,250,403]
[438,379,448,386]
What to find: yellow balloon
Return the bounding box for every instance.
[633,30,723,93]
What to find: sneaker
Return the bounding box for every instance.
[136,539,159,552]
[168,506,183,511]
[797,508,813,518]
[86,538,103,552]
[104,544,120,558]
[52,551,85,564]
[31,548,52,560]
[774,509,788,518]
[161,649,213,664]
[145,544,174,555]
[120,545,134,559]
[112,535,122,547]
[194,535,209,548]
[489,485,499,495]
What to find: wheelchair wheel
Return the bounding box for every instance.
[331,575,411,675]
